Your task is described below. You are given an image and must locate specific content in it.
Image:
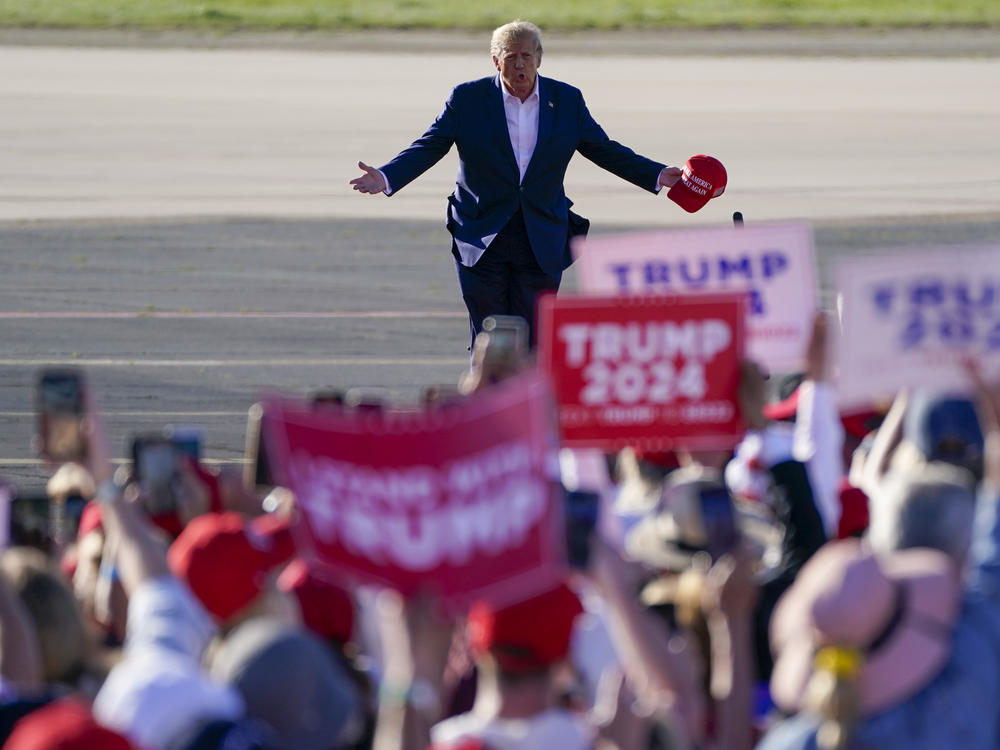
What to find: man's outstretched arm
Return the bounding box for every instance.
[350,89,460,197]
[575,93,681,193]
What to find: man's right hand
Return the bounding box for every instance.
[350,161,387,194]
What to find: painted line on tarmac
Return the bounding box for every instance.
[0,311,467,320]
[0,357,468,367]
[0,458,249,466]
[0,411,244,417]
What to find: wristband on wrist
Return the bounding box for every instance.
[98,560,120,582]
[379,677,441,720]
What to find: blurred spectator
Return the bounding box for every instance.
[276,559,376,747]
[5,698,135,750]
[277,559,356,647]
[868,463,977,565]
[614,447,678,525]
[0,547,96,696]
[760,539,961,750]
[758,363,1000,750]
[624,467,764,750]
[727,361,827,684]
[167,512,297,631]
[737,314,843,539]
[902,392,984,479]
[210,618,363,750]
[431,583,589,749]
[81,403,247,750]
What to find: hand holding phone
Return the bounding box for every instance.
[131,435,182,515]
[36,368,88,463]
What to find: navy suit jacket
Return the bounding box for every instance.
[380,74,666,277]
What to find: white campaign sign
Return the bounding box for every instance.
[836,247,1000,407]
[573,222,817,373]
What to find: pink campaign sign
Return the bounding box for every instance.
[836,246,1000,407]
[538,293,746,451]
[573,222,817,373]
[261,370,566,609]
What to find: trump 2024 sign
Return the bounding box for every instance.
[836,246,1000,407]
[538,294,746,451]
[573,222,816,373]
[261,370,565,609]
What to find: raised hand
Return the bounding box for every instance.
[350,161,387,194]
[804,311,832,382]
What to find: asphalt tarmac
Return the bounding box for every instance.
[2,35,1000,489]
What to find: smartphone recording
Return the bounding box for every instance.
[36,368,88,463]
[131,434,182,516]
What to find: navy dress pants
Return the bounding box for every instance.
[454,209,562,349]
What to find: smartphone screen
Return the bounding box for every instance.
[565,489,600,569]
[10,493,51,552]
[39,370,84,413]
[36,369,87,462]
[132,436,180,515]
[699,487,738,561]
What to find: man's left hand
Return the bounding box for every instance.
[657,166,683,189]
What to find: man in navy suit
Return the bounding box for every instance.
[351,20,682,347]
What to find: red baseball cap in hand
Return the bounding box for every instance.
[668,154,727,213]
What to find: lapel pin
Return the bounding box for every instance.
[548,101,554,107]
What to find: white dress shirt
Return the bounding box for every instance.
[501,76,540,184]
[792,380,845,537]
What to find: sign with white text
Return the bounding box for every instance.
[573,222,816,372]
[262,371,565,609]
[538,294,746,450]
[836,247,1000,406]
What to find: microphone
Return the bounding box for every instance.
[732,211,744,227]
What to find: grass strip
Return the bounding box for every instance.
[2,0,999,32]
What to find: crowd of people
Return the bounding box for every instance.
[0,309,998,750]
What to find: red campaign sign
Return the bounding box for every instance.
[261,370,566,609]
[538,293,746,451]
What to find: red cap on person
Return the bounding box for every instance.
[764,385,885,442]
[5,699,135,750]
[837,479,870,540]
[467,583,583,673]
[763,387,800,422]
[277,558,356,644]
[667,155,727,213]
[430,741,489,750]
[76,495,187,541]
[168,512,295,622]
[633,448,680,471]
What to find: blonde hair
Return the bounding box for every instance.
[803,647,863,750]
[490,20,543,60]
[1,547,89,685]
